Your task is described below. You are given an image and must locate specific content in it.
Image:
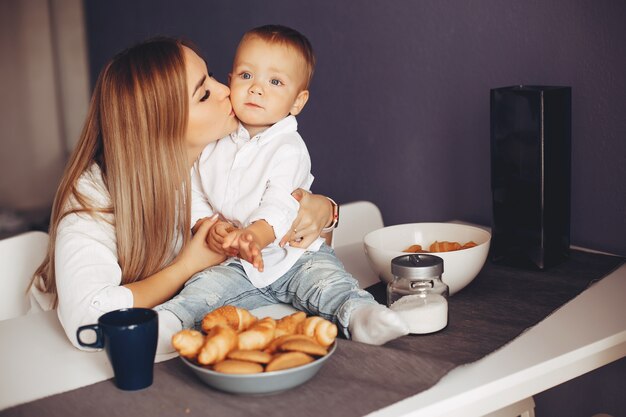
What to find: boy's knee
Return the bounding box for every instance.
[305,267,359,291]
[204,292,222,307]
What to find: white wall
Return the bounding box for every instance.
[0,0,89,211]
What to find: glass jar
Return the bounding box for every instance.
[387,254,449,334]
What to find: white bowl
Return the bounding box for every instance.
[363,223,491,295]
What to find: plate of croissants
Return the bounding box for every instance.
[172,305,338,394]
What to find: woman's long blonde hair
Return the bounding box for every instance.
[33,38,192,306]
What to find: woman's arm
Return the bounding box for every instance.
[126,216,225,307]
[280,189,337,248]
[55,212,133,348]
[55,213,223,349]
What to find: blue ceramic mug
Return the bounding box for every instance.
[77,308,158,391]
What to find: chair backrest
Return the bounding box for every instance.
[0,231,49,321]
[331,201,384,289]
[332,201,384,248]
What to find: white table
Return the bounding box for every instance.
[1,245,624,416]
[369,260,626,417]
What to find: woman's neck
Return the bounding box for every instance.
[187,146,203,167]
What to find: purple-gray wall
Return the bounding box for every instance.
[85,0,626,257]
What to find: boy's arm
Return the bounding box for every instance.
[245,140,313,245]
[244,220,275,249]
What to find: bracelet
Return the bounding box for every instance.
[321,197,340,233]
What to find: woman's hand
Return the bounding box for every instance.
[127,215,226,308]
[176,215,226,277]
[280,189,334,248]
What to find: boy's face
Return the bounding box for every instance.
[229,36,309,137]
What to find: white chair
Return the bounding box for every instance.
[332,200,383,289]
[0,231,49,321]
[332,200,383,248]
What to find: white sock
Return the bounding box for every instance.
[348,303,409,345]
[157,310,182,354]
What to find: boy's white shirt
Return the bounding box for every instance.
[191,115,324,287]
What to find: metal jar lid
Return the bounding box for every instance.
[391,254,444,279]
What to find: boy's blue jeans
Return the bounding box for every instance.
[156,244,376,338]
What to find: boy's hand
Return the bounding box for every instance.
[223,229,265,272]
[208,221,239,257]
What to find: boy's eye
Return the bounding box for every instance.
[241,72,251,80]
[200,90,210,102]
[270,79,283,86]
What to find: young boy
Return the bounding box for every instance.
[157,25,408,347]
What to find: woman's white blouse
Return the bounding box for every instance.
[52,165,133,349]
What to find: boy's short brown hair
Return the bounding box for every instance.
[241,24,315,89]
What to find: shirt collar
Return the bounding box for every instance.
[229,115,298,145]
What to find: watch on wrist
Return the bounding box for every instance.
[321,197,339,233]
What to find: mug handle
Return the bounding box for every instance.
[76,324,104,349]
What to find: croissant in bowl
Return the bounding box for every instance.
[172,306,337,374]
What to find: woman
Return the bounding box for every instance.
[31,37,335,350]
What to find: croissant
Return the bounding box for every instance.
[197,325,238,365]
[264,334,319,354]
[274,311,307,338]
[171,329,205,359]
[403,244,425,253]
[201,305,257,333]
[462,241,477,249]
[265,352,314,372]
[297,316,338,347]
[429,241,462,252]
[238,317,277,350]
